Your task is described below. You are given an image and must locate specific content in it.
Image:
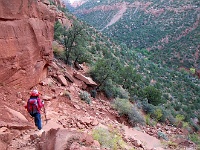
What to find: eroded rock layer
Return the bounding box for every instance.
[0,0,55,88]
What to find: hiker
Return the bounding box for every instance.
[25,90,44,130]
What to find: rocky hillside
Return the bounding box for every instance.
[72,0,200,72]
[0,59,197,150]
[0,0,199,149]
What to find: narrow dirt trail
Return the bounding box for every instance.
[101,2,127,31]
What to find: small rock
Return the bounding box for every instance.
[41,95,52,101]
[76,122,84,129]
[0,127,8,132]
[91,120,99,126]
[30,134,39,141]
[73,104,81,110]
[16,92,22,99]
[93,140,100,148]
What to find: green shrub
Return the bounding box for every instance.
[143,86,162,106]
[189,133,200,149]
[92,127,127,149]
[152,108,163,122]
[79,91,91,104]
[90,89,97,98]
[128,106,145,126]
[141,100,155,114]
[167,114,177,125]
[158,131,168,141]
[116,86,130,99]
[102,80,129,99]
[145,114,151,126]
[112,98,131,116]
[112,98,145,126]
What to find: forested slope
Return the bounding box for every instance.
[54,10,200,134]
[73,0,200,71]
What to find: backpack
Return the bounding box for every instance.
[27,98,39,115]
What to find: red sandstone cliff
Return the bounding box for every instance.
[0,0,57,89]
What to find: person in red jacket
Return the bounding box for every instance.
[25,90,44,130]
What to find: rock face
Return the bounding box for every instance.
[0,0,56,89]
[38,128,101,150]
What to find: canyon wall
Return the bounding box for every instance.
[0,0,57,89]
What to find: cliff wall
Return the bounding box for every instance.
[0,0,56,89]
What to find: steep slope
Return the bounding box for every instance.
[2,59,197,150]
[73,0,200,71]
[0,0,199,149]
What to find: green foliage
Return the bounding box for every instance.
[112,98,132,116]
[128,106,145,126]
[90,89,97,98]
[145,114,151,126]
[153,108,163,122]
[54,21,66,42]
[92,127,128,150]
[158,131,168,141]
[143,86,162,106]
[54,3,200,129]
[118,66,142,90]
[176,114,185,122]
[72,1,200,127]
[90,58,140,99]
[141,100,155,114]
[190,68,196,74]
[102,80,130,99]
[63,21,88,64]
[75,0,200,71]
[112,98,145,126]
[79,91,91,104]
[189,133,200,148]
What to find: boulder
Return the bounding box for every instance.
[73,72,97,86]
[56,75,68,86]
[37,129,99,150]
[64,71,75,83]
[0,106,33,130]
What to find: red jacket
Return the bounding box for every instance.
[25,97,44,113]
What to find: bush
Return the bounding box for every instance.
[79,91,91,104]
[112,98,131,116]
[112,98,145,126]
[141,100,155,114]
[90,89,97,98]
[167,114,177,125]
[158,131,168,141]
[189,133,200,148]
[143,86,162,106]
[102,80,129,99]
[116,86,130,99]
[152,108,163,122]
[128,106,145,126]
[92,127,127,149]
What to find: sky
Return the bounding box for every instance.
[63,0,79,3]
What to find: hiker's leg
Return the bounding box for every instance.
[35,113,42,130]
[32,114,38,127]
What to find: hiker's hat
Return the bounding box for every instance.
[30,89,40,96]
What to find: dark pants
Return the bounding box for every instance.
[31,113,42,130]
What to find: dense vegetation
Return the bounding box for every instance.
[54,3,200,133]
[73,0,200,70]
